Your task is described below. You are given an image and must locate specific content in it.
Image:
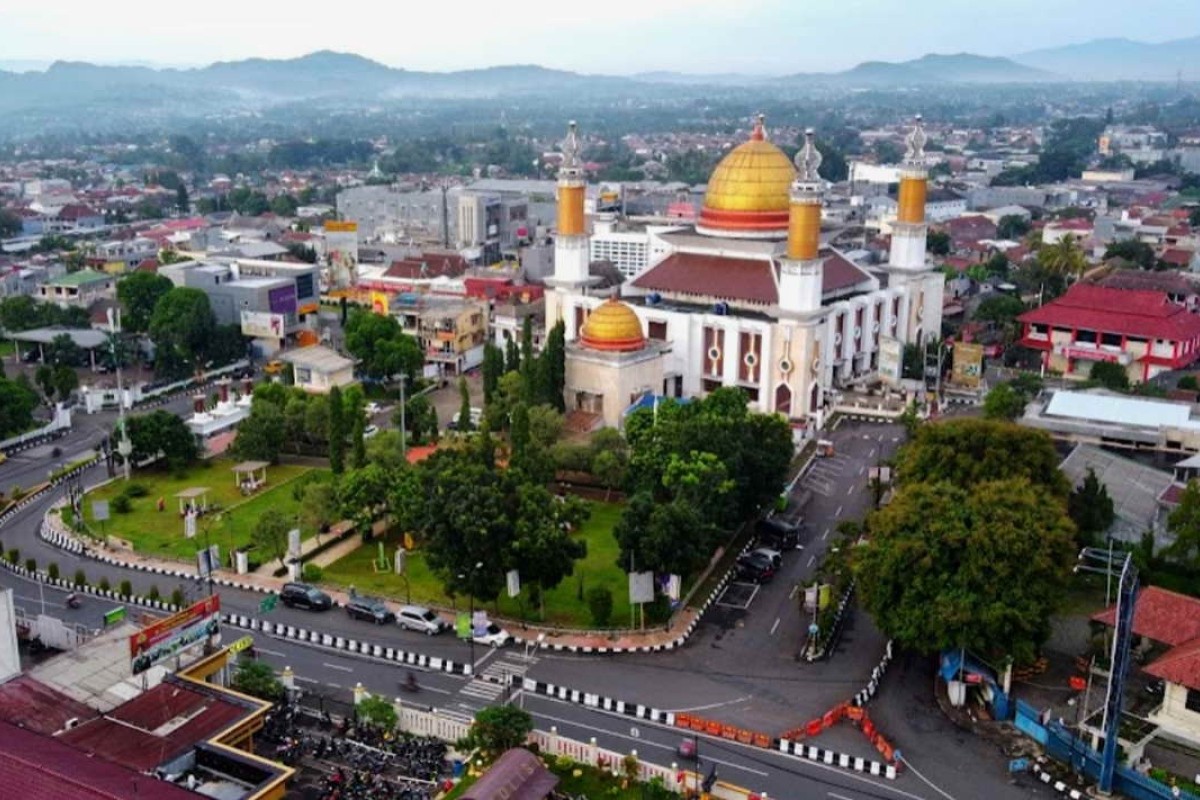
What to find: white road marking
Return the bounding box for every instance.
[323,662,354,673]
[326,682,341,688]
[835,505,842,517]
[769,617,781,635]
[822,529,829,541]
[294,675,320,684]
[830,793,856,800]
[255,647,286,657]
[664,695,753,713]
[788,585,799,600]
[807,555,815,567]
[858,465,865,476]
[846,484,855,496]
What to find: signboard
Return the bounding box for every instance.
[1057,345,1127,365]
[129,596,220,675]
[287,528,302,559]
[197,544,220,577]
[103,606,126,626]
[325,221,358,288]
[455,612,471,639]
[241,310,285,339]
[666,574,681,602]
[93,500,110,522]
[184,511,197,539]
[259,594,278,613]
[228,636,254,655]
[950,342,985,388]
[269,285,298,315]
[370,291,390,316]
[628,571,655,605]
[472,611,489,637]
[506,569,521,599]
[325,220,358,233]
[878,335,902,386]
[394,548,406,575]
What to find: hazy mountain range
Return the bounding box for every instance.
[0,35,1196,118]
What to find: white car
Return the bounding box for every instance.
[752,547,783,569]
[472,622,514,648]
[363,424,380,439]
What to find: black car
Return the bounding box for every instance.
[280,582,332,611]
[755,518,800,550]
[346,596,395,624]
[735,552,776,583]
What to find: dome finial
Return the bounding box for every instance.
[795,128,823,182]
[750,113,766,142]
[561,120,581,169]
[904,114,927,164]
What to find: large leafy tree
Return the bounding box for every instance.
[252,508,292,568]
[613,491,712,578]
[233,399,286,463]
[1068,468,1115,547]
[458,706,533,760]
[856,479,1075,663]
[0,376,38,437]
[46,333,82,368]
[510,483,589,618]
[1039,234,1088,282]
[343,310,422,383]
[116,272,174,333]
[149,287,216,378]
[1166,481,1200,569]
[895,418,1069,497]
[328,385,346,474]
[982,382,1027,421]
[125,409,199,469]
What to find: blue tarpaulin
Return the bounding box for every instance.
[940,649,1011,720]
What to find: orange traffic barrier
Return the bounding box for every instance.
[676,714,692,729]
[721,725,738,740]
[736,729,753,744]
[845,705,865,722]
[754,734,772,749]
[690,717,706,732]
[1068,676,1086,692]
[705,720,722,736]
[862,718,876,739]
[806,719,822,737]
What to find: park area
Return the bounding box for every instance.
[79,460,325,562]
[322,501,638,628]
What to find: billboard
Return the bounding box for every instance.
[241,310,285,339]
[129,596,220,675]
[878,335,903,386]
[370,291,390,316]
[325,220,358,288]
[951,342,985,388]
[628,571,655,605]
[268,285,297,315]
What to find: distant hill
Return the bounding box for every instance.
[783,52,1055,87]
[1015,36,1200,82]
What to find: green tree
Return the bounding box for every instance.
[300,480,336,538]
[338,462,399,537]
[509,402,531,465]
[46,333,82,368]
[175,183,189,213]
[0,209,22,238]
[505,337,521,373]
[351,410,367,469]
[614,491,712,577]
[328,385,346,474]
[52,365,78,402]
[1089,360,1130,391]
[997,215,1031,240]
[149,287,217,378]
[357,694,397,730]
[1039,234,1088,282]
[126,409,200,468]
[482,342,504,404]
[592,449,627,501]
[541,320,566,411]
[117,272,175,333]
[34,364,55,400]
[231,659,284,701]
[856,479,1075,663]
[343,310,422,384]
[1068,468,1115,547]
[457,377,473,432]
[1104,239,1156,269]
[233,399,286,463]
[1166,480,1200,569]
[926,230,952,256]
[458,705,533,760]
[982,382,1027,421]
[586,586,614,627]
[252,507,291,568]
[510,484,589,618]
[0,376,39,437]
[974,294,1026,339]
[520,315,534,369]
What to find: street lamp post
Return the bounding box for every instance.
[106,308,132,481]
[458,560,485,670]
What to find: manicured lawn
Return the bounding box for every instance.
[323,501,635,628]
[81,460,322,562]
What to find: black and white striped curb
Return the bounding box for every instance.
[220,612,472,676]
[515,675,897,781]
[1,427,70,456]
[803,580,856,663]
[777,739,897,780]
[1031,757,1086,799]
[851,639,894,707]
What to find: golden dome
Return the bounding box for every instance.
[697,116,795,239]
[580,298,646,352]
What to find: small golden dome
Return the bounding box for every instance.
[697,116,795,238]
[580,299,646,352]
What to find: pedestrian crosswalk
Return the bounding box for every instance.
[454,651,537,708]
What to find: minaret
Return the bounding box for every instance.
[887,114,929,272]
[778,129,824,316]
[549,121,591,288]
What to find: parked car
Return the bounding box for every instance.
[472,622,514,648]
[448,407,484,430]
[751,547,783,569]
[735,552,776,583]
[280,582,332,611]
[397,605,448,635]
[363,424,380,439]
[346,596,394,624]
[755,518,801,550]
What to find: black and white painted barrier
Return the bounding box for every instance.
[220,612,473,676]
[0,553,181,616]
[1031,757,1087,799]
[777,739,898,780]
[851,639,894,707]
[516,675,898,781]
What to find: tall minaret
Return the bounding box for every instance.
[549,121,591,288]
[887,114,929,273]
[778,129,825,316]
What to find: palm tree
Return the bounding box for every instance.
[1038,234,1088,283]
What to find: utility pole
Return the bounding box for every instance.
[107,308,132,481]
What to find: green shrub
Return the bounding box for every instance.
[124,482,149,498]
[73,568,86,587]
[5,548,17,565]
[302,563,324,582]
[98,576,110,592]
[47,562,59,580]
[118,579,132,598]
[171,587,185,607]
[1178,375,1199,391]
[586,586,614,627]
[10,485,23,501]
[148,585,160,601]
[24,558,36,572]
[111,494,132,514]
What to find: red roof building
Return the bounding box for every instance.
[1018,284,1200,382]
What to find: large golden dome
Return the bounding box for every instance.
[697,116,795,239]
[580,298,646,352]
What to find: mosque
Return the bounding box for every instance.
[546,115,943,429]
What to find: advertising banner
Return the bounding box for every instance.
[326,221,358,288]
[268,285,297,315]
[241,310,285,338]
[129,596,220,675]
[371,291,390,316]
[628,571,655,605]
[878,335,902,386]
[951,342,985,388]
[506,569,521,598]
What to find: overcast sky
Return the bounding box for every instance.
[3,0,1196,74]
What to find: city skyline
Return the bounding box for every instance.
[3,0,1198,75]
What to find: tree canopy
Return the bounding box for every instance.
[343,310,422,384]
[982,382,1027,421]
[117,272,175,333]
[1068,468,1115,547]
[148,287,217,378]
[233,399,286,463]
[125,409,199,469]
[1166,480,1200,570]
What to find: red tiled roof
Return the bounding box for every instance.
[384,253,469,280]
[1019,283,1200,342]
[1160,248,1194,267]
[823,252,872,294]
[1092,585,1200,647]
[1049,218,1094,231]
[0,720,201,800]
[0,676,97,735]
[632,252,777,304]
[1098,270,1195,295]
[1144,638,1200,690]
[1158,483,1187,506]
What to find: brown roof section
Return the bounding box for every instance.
[0,675,97,736]
[462,748,559,800]
[1098,269,1196,296]
[384,252,469,280]
[1144,638,1200,690]
[631,250,869,305]
[1091,585,1200,647]
[822,251,872,294]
